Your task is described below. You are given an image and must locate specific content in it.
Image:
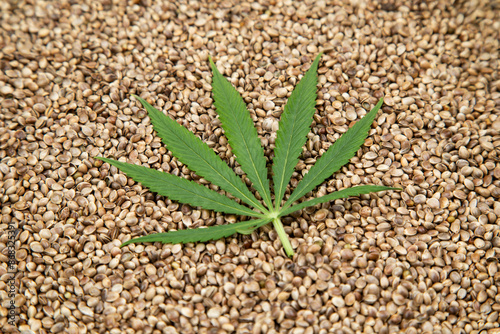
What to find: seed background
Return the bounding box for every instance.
[0,0,499,333]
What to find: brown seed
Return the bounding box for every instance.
[30,242,44,253]
[33,103,47,112]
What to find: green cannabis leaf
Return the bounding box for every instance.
[96,53,400,257]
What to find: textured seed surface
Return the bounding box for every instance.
[1,1,499,334]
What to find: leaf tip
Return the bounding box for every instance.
[95,156,107,163]
[120,238,134,247]
[131,94,149,107]
[310,53,322,69]
[367,97,385,118]
[121,236,147,247]
[208,55,216,70]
